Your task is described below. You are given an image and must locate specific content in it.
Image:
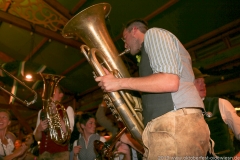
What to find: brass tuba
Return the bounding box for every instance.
[62,3,144,145]
[40,73,71,146]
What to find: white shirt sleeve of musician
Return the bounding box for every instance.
[100,136,106,143]
[33,110,41,135]
[218,98,240,140]
[67,106,75,132]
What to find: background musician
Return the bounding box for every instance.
[193,67,240,157]
[34,85,74,160]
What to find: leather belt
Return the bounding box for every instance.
[174,108,203,115]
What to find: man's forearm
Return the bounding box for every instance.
[121,133,144,154]
[34,128,42,141]
[120,73,179,93]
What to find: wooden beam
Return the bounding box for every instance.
[184,19,240,49]
[61,58,86,75]
[43,0,72,19]
[24,111,39,120]
[207,77,240,88]
[24,37,49,61]
[0,0,11,25]
[193,44,240,69]
[0,102,39,111]
[0,10,83,49]
[222,36,231,49]
[77,86,100,98]
[0,51,15,62]
[9,105,33,133]
[143,0,179,21]
[10,111,38,125]
[187,27,240,53]
[3,0,12,12]
[206,77,240,101]
[70,0,87,15]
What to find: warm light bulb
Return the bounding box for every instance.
[25,74,32,79]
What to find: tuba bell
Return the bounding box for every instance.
[40,73,71,146]
[62,3,144,146]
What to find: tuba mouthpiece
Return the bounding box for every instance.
[118,48,130,57]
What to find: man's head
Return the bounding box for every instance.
[193,67,209,98]
[53,85,64,102]
[122,19,148,55]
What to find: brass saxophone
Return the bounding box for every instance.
[62,1,144,151]
[40,73,71,146]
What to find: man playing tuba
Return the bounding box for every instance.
[96,19,211,159]
[34,85,75,160]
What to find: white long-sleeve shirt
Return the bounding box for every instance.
[218,98,240,140]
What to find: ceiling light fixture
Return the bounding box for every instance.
[25,74,32,80]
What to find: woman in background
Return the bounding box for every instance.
[0,109,16,157]
[0,109,28,160]
[69,114,83,160]
[73,113,106,160]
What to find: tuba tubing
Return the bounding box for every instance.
[62,3,144,145]
[94,127,127,160]
[40,73,71,146]
[89,48,143,144]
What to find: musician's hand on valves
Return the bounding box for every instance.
[95,67,121,92]
[119,133,130,144]
[50,98,57,114]
[38,119,48,131]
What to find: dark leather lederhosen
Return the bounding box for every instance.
[204,97,235,157]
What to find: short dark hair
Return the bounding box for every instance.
[77,112,95,125]
[124,19,148,33]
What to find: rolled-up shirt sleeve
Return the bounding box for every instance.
[144,28,182,76]
[219,98,240,140]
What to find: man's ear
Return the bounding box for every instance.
[132,26,138,35]
[60,92,64,99]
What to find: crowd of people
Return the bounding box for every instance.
[0,18,239,160]
[0,109,38,160]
